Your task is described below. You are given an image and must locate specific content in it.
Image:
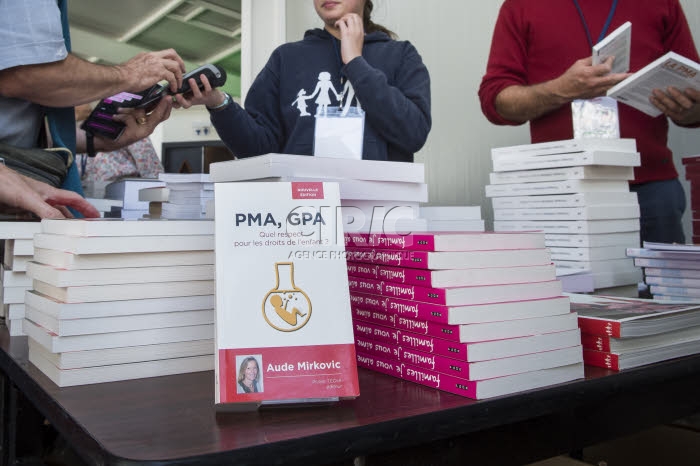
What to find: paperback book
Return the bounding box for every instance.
[491,192,638,210]
[583,339,700,371]
[214,181,359,410]
[344,231,545,252]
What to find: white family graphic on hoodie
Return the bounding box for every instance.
[291,71,363,117]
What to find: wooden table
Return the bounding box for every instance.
[2,328,700,466]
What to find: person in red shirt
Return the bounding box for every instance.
[479,0,700,244]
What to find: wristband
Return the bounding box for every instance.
[207,93,231,112]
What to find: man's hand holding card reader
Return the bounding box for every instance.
[81,64,227,141]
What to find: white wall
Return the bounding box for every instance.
[286,0,700,236]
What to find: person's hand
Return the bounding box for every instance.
[117,49,186,94]
[335,13,364,64]
[650,87,700,125]
[104,96,173,149]
[172,74,226,109]
[551,56,631,101]
[0,165,100,219]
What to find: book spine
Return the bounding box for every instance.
[350,292,452,325]
[353,303,463,343]
[346,248,430,269]
[576,317,622,338]
[354,321,469,360]
[582,349,620,371]
[348,262,437,287]
[345,233,436,251]
[399,346,472,379]
[401,363,476,398]
[580,333,611,352]
[351,306,397,328]
[355,351,404,378]
[354,336,401,361]
[347,277,447,305]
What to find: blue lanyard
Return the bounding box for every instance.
[572,0,619,48]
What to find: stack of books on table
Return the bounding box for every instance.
[682,155,700,243]
[416,206,484,232]
[570,293,700,370]
[22,218,216,387]
[486,138,643,291]
[104,178,165,219]
[627,242,700,301]
[1,221,41,336]
[157,173,213,220]
[344,230,584,399]
[209,153,429,232]
[85,198,123,218]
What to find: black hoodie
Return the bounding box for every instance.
[210,28,431,162]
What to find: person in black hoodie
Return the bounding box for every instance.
[175,0,431,162]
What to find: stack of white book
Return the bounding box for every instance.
[104,178,165,219]
[486,138,643,290]
[344,230,584,399]
[1,221,41,336]
[627,242,700,301]
[209,154,429,232]
[23,218,216,387]
[85,198,123,218]
[157,173,214,220]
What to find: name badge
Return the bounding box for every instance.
[313,106,365,160]
[572,96,620,139]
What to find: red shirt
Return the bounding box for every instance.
[479,0,700,184]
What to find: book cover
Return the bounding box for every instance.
[33,233,214,254]
[350,292,570,325]
[345,247,552,269]
[569,293,700,337]
[592,21,632,73]
[545,232,640,248]
[209,153,425,183]
[491,138,637,158]
[347,275,562,307]
[346,262,556,288]
[485,180,632,197]
[489,165,634,184]
[344,231,545,252]
[33,248,215,271]
[494,219,640,235]
[214,181,359,409]
[23,319,214,353]
[24,290,215,320]
[491,192,638,209]
[583,339,700,371]
[28,338,214,370]
[26,262,215,287]
[33,279,216,304]
[40,218,214,237]
[607,51,700,117]
[491,151,640,172]
[493,204,640,221]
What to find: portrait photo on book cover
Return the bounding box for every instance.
[236,355,264,394]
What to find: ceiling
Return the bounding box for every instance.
[68,0,242,96]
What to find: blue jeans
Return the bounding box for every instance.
[630,178,686,245]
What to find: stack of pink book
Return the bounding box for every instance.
[344,231,584,399]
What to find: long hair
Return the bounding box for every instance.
[237,357,260,384]
[363,0,396,39]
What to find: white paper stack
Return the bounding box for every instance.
[104,178,165,219]
[627,242,700,302]
[158,173,214,220]
[1,221,42,336]
[23,218,216,387]
[487,138,643,291]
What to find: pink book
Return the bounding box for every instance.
[356,351,584,399]
[345,247,552,270]
[347,276,562,306]
[344,231,545,252]
[349,292,570,326]
[347,261,556,288]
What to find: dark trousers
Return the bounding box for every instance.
[630,178,687,245]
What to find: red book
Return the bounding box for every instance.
[344,231,545,251]
[345,247,552,270]
[583,349,621,370]
[349,292,571,325]
[347,276,562,306]
[346,261,556,288]
[682,155,700,165]
[571,294,700,338]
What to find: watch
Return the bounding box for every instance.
[207,93,231,112]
